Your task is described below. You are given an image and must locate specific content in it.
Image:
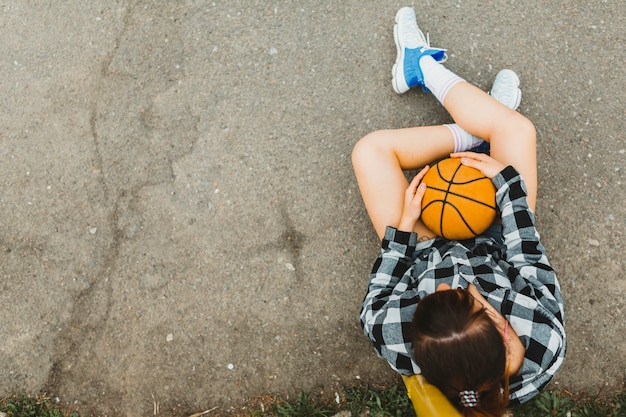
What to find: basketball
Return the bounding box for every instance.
[420,158,496,240]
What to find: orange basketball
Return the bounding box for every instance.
[420,158,496,240]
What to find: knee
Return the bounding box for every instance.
[514,113,537,146]
[351,130,391,168]
[498,111,536,145]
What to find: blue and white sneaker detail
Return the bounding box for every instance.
[392,7,447,94]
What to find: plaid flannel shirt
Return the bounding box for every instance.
[360,166,566,404]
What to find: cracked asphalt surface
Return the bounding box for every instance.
[1,1,624,416]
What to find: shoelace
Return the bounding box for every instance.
[419,32,448,63]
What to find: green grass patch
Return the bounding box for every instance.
[512,389,626,417]
[1,385,624,416]
[342,384,414,417]
[255,385,626,417]
[0,393,80,417]
[249,384,414,417]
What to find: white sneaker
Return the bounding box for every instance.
[489,69,522,110]
[392,7,447,94]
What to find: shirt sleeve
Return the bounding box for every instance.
[492,166,564,321]
[491,166,567,404]
[359,226,421,375]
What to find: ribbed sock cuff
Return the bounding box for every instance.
[420,56,465,104]
[444,124,484,152]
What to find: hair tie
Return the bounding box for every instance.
[459,390,480,408]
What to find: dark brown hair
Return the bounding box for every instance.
[412,289,509,417]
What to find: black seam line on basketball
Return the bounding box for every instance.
[437,177,490,185]
[421,200,442,234]
[441,202,479,239]
[422,199,490,238]
[439,163,463,237]
[422,200,441,212]
[425,185,496,210]
[423,197,496,214]
[435,162,489,185]
[436,162,449,182]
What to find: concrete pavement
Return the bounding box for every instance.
[0,1,624,416]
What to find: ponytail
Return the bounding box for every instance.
[412,289,509,417]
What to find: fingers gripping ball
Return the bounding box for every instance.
[420,158,496,240]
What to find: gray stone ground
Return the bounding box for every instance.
[0,1,624,416]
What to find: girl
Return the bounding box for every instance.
[354,7,566,416]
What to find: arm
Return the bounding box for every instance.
[492,166,550,271]
[492,165,565,324]
[493,167,563,308]
[360,226,421,375]
[455,153,565,364]
[461,158,566,404]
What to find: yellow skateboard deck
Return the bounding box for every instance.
[402,375,461,416]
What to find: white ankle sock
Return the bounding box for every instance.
[420,55,465,105]
[419,56,485,151]
[444,124,483,152]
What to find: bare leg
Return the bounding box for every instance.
[352,81,537,241]
[352,125,454,240]
[443,81,537,211]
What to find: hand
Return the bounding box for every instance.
[451,152,506,178]
[398,165,429,232]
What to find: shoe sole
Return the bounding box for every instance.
[392,18,408,94]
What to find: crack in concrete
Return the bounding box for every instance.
[43,1,202,397]
[43,3,131,395]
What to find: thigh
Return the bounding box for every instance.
[352,125,453,239]
[488,115,537,211]
[442,82,537,211]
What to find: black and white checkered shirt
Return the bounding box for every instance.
[360,166,566,404]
